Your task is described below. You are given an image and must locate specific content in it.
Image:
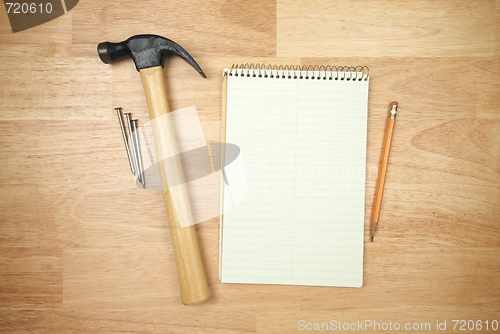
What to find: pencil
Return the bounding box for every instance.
[370,101,398,242]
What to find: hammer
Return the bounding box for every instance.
[97,34,209,305]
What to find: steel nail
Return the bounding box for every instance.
[125,113,139,179]
[130,119,145,189]
[115,107,135,175]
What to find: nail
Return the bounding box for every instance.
[125,112,139,181]
[115,107,135,175]
[130,119,145,189]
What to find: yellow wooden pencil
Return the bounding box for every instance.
[370,101,398,242]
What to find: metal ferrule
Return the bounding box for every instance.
[390,104,398,119]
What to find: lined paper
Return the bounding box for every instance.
[220,69,369,287]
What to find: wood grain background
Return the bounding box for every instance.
[1,0,499,333]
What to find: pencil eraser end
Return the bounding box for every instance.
[391,101,398,106]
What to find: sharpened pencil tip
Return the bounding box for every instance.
[371,236,374,242]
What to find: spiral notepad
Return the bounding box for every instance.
[219,64,369,287]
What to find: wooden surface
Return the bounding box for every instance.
[0,0,499,332]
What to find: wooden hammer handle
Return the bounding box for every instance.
[139,66,210,305]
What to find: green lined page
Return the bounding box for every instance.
[220,68,369,287]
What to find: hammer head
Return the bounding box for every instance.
[97,34,206,77]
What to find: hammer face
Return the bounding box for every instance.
[97,41,132,64]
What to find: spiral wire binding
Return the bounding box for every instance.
[226,64,369,81]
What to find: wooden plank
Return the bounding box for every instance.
[475,58,500,118]
[44,309,254,334]
[0,54,112,121]
[0,248,62,310]
[0,310,45,333]
[0,185,39,247]
[300,246,500,310]
[277,0,496,57]
[71,0,277,58]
